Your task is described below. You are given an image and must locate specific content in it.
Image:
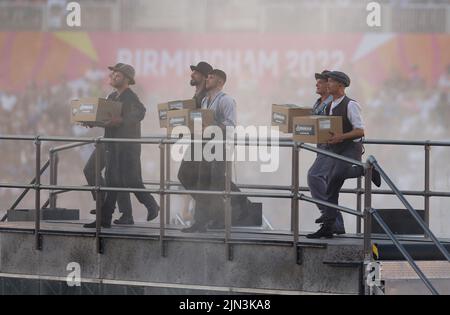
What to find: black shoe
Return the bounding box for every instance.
[146,200,160,221]
[181,222,207,233]
[316,217,345,234]
[306,224,334,239]
[147,206,159,221]
[114,215,134,225]
[315,215,324,224]
[372,169,381,187]
[83,220,111,229]
[90,209,96,215]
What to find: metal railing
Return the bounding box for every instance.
[15,137,450,238]
[0,159,50,222]
[0,134,450,295]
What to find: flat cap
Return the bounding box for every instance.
[327,71,350,87]
[315,70,330,80]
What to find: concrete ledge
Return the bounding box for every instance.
[0,230,362,294]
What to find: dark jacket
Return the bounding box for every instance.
[104,88,146,188]
[193,88,207,109]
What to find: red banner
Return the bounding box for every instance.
[1,32,449,100]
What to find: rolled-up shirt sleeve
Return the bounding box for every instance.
[347,100,365,129]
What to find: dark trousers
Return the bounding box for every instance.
[307,153,345,230]
[177,143,249,225]
[307,142,363,226]
[83,146,132,217]
[101,185,158,223]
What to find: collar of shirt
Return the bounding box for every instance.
[330,94,346,113]
[314,95,333,114]
[204,90,224,108]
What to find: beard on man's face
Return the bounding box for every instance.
[111,77,126,89]
[190,79,199,86]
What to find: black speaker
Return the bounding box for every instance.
[6,208,80,222]
[232,202,262,227]
[371,209,425,235]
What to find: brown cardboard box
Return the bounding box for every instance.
[293,115,343,144]
[271,104,312,133]
[157,99,197,128]
[167,109,214,135]
[70,98,122,126]
[157,103,170,128]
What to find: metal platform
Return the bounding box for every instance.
[1,220,448,247]
[0,220,366,295]
[0,220,449,295]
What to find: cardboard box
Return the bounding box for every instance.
[293,115,343,144]
[70,98,122,126]
[167,109,214,135]
[157,99,197,128]
[271,104,312,133]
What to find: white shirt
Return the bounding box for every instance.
[201,91,237,127]
[329,95,365,130]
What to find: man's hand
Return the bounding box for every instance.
[104,115,123,127]
[328,131,345,144]
[81,122,95,128]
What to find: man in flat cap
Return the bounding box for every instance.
[84,63,159,228]
[307,70,380,239]
[83,63,135,225]
[307,70,345,235]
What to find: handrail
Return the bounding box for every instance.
[0,159,50,222]
[144,180,450,198]
[50,142,91,153]
[48,135,180,154]
[370,156,450,262]
[370,208,439,295]
[2,134,450,145]
[299,194,364,217]
[362,139,450,147]
[299,142,365,167]
[1,134,450,295]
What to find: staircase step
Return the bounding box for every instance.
[380,261,450,280]
[374,242,450,261]
[379,261,450,295]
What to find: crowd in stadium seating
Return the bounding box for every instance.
[0,63,449,214]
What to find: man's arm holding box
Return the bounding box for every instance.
[328,128,365,144]
[328,100,365,144]
[105,99,146,128]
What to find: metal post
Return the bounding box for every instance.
[292,144,299,249]
[363,163,373,261]
[35,138,42,250]
[225,141,233,261]
[95,142,102,254]
[49,151,58,209]
[363,161,373,295]
[165,143,171,225]
[424,144,431,237]
[356,177,362,234]
[371,210,439,295]
[290,145,297,232]
[159,142,166,257]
